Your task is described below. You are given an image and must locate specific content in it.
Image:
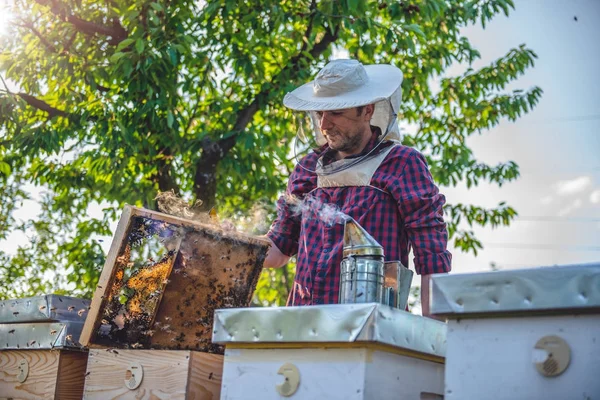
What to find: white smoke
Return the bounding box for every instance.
[285,194,350,226]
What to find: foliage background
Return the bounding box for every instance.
[0,0,541,303]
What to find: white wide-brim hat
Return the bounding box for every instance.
[284,59,404,145]
[283,59,403,111]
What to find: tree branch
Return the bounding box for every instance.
[34,0,127,45]
[220,16,339,154]
[192,14,340,208]
[17,93,68,119]
[18,21,59,54]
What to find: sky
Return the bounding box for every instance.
[0,1,599,282]
[441,0,600,274]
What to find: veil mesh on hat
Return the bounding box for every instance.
[305,86,403,146]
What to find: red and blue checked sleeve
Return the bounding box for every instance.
[267,161,316,257]
[388,149,452,275]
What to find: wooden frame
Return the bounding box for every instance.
[80,205,269,352]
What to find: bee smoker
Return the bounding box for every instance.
[339,218,413,309]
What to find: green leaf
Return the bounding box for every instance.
[404,24,425,38]
[167,111,174,128]
[150,2,164,12]
[116,38,135,51]
[0,161,10,176]
[109,52,126,63]
[135,39,145,54]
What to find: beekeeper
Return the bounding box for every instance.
[264,59,451,317]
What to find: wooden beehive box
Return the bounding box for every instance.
[83,349,222,399]
[79,205,269,399]
[0,349,88,400]
[0,295,90,400]
[80,205,269,352]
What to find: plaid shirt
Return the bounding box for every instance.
[268,133,451,306]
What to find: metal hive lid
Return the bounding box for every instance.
[430,263,600,317]
[212,303,446,362]
[0,295,91,324]
[0,321,86,350]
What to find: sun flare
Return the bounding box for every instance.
[0,3,14,37]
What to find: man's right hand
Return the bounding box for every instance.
[262,236,291,268]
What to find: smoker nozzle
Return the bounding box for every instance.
[342,218,384,258]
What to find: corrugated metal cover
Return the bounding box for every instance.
[212,303,446,359]
[0,295,90,323]
[0,321,86,350]
[430,263,600,317]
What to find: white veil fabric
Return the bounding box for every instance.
[283,59,404,146]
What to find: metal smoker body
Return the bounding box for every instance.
[339,218,413,308]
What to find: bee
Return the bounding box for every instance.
[85,372,91,377]
[50,330,57,335]
[101,319,110,325]
[142,330,155,337]
[12,312,19,316]
[66,334,73,341]
[50,307,57,312]
[28,340,36,346]
[78,309,86,316]
[160,324,171,331]
[68,306,75,311]
[164,316,171,322]
[106,348,119,354]
[39,305,46,311]
[131,343,144,349]
[8,329,15,334]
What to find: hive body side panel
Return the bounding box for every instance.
[363,350,444,399]
[187,352,224,399]
[221,347,367,400]
[83,349,191,399]
[444,314,600,400]
[55,351,89,400]
[0,350,60,400]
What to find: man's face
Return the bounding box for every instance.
[315,106,372,155]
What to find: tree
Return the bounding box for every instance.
[0,0,540,302]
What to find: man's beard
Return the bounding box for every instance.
[325,128,366,153]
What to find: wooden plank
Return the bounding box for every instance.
[80,205,135,347]
[55,351,88,400]
[224,342,445,364]
[0,350,60,400]
[188,352,224,399]
[128,206,269,248]
[83,349,193,399]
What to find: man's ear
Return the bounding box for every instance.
[364,104,375,120]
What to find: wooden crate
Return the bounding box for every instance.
[80,205,269,352]
[0,350,88,400]
[83,349,223,399]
